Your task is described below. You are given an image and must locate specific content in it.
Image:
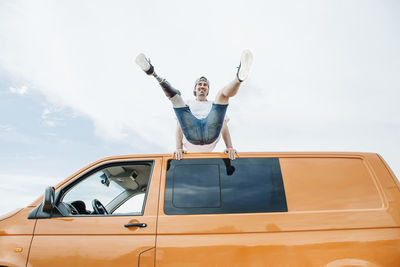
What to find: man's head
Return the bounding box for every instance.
[194,76,210,101]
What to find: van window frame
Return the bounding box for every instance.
[164,157,288,215]
[54,160,155,217]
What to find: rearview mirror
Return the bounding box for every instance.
[42,186,55,213]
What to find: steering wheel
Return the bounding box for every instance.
[92,199,108,215]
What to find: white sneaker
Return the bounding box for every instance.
[237,49,253,82]
[135,53,154,75]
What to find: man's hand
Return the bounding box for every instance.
[224,148,239,160]
[173,149,186,160]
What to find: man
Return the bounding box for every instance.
[135,50,253,160]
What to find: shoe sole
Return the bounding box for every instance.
[238,49,253,82]
[135,53,151,72]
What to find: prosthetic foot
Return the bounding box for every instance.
[236,50,253,82]
[135,53,154,75]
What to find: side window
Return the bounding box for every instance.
[164,158,287,215]
[60,161,153,216]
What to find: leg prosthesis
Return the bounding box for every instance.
[135,53,181,98]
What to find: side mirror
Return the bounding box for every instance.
[42,186,55,213]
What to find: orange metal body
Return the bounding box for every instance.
[1,152,399,266]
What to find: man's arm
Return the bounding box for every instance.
[221,120,239,160]
[173,122,186,160]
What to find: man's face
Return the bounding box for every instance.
[194,81,209,100]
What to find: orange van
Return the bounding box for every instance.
[1,152,400,267]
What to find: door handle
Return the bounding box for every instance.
[124,223,147,228]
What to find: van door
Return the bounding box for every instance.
[156,156,288,266]
[28,158,161,267]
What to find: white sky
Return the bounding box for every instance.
[0,0,399,215]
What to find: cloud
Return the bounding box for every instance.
[41,108,51,119]
[9,85,28,95]
[42,120,57,127]
[0,1,399,176]
[40,106,65,127]
[0,124,14,132]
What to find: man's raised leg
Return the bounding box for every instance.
[214,79,241,104]
[214,50,253,104]
[135,53,185,108]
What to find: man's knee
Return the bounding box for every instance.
[215,90,229,104]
